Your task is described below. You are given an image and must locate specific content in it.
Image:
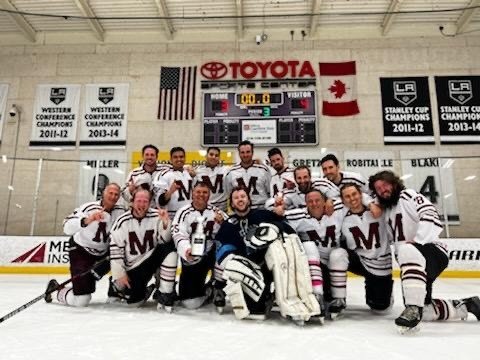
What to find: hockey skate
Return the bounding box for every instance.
[213,288,226,314]
[44,279,59,303]
[395,305,423,334]
[313,294,326,324]
[107,276,128,303]
[154,291,176,313]
[456,296,480,320]
[328,298,346,320]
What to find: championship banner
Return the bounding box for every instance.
[0,83,8,143]
[80,83,129,147]
[343,151,396,180]
[30,84,81,148]
[400,150,459,224]
[78,150,127,206]
[434,76,480,144]
[380,77,434,144]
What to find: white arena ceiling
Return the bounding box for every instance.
[0,0,479,44]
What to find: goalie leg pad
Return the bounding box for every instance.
[283,234,321,317]
[223,281,250,319]
[265,239,317,322]
[222,255,265,302]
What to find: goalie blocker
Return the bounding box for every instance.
[222,223,321,323]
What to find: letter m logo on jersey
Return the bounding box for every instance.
[128,230,155,255]
[236,177,259,195]
[348,223,381,250]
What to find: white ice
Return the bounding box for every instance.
[0,275,479,360]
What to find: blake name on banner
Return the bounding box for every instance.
[380,77,434,144]
[434,76,480,144]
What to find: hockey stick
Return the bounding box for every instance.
[0,256,110,324]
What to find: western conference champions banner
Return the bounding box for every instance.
[400,150,459,225]
[434,76,480,144]
[0,84,8,143]
[78,151,127,206]
[380,77,434,144]
[30,84,81,147]
[80,84,129,147]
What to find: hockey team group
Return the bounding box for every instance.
[44,142,480,334]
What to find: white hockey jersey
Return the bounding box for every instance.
[63,201,125,256]
[342,210,392,276]
[122,163,171,203]
[153,167,194,219]
[286,202,345,264]
[333,171,369,193]
[270,166,295,196]
[109,209,172,280]
[194,164,229,212]
[172,203,227,261]
[225,163,272,209]
[384,189,444,249]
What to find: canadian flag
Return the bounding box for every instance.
[319,61,360,116]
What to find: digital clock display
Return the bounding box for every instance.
[235,93,283,106]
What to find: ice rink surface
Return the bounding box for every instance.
[0,275,479,360]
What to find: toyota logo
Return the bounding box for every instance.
[201,62,228,80]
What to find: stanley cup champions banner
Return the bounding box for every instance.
[30,84,81,147]
[80,84,129,147]
[380,77,434,144]
[434,76,480,144]
[0,84,9,143]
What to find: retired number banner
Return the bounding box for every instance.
[80,84,129,147]
[0,84,8,143]
[380,77,434,144]
[434,76,480,144]
[30,84,80,147]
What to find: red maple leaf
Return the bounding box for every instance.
[328,79,347,98]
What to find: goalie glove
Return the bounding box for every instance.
[222,255,265,302]
[246,222,281,250]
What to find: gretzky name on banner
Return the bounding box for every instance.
[434,76,480,144]
[80,84,129,147]
[380,77,434,144]
[30,85,81,147]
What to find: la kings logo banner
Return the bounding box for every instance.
[80,84,129,147]
[0,84,9,143]
[434,76,480,144]
[30,84,81,148]
[380,77,434,144]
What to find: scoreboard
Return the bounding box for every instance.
[202,89,318,146]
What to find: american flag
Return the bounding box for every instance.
[158,66,197,120]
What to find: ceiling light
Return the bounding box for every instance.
[464,175,476,181]
[400,174,412,180]
[442,159,455,168]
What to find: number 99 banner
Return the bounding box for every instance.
[400,150,459,225]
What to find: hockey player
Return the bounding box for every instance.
[109,189,177,308]
[369,170,480,333]
[266,165,340,215]
[172,182,227,309]
[154,147,194,219]
[328,183,393,319]
[216,187,321,324]
[193,146,229,212]
[321,154,382,218]
[121,144,170,204]
[224,140,271,209]
[45,183,125,307]
[267,147,295,197]
[284,189,345,319]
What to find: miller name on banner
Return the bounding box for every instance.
[80,84,129,147]
[380,77,434,144]
[434,76,480,144]
[30,85,81,147]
